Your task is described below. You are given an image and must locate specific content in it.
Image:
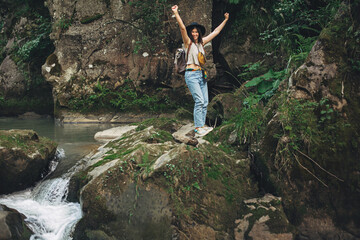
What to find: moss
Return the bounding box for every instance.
[135,117,182,133]
[144,130,173,143]
[0,130,57,158]
[147,143,257,233]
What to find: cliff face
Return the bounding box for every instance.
[41,0,219,117]
[253,2,360,237]
[0,0,54,115]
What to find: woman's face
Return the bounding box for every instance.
[191,28,199,42]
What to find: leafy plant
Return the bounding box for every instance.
[229,104,265,144]
[259,0,341,56]
[243,68,287,106]
[68,81,180,113]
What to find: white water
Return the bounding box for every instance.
[0,117,120,239]
[0,149,82,240]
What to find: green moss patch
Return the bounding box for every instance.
[0,130,56,157]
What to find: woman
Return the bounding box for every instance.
[172,5,229,136]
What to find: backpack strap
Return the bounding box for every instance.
[185,41,192,63]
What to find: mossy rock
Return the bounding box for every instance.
[0,129,57,194]
[207,92,244,125]
[235,194,295,239]
[135,117,183,133]
[254,3,360,236]
[71,125,258,239]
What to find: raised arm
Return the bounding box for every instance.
[202,13,229,45]
[172,5,191,47]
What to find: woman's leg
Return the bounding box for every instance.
[199,80,208,127]
[185,71,205,128]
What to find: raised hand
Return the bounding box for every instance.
[224,12,229,20]
[172,5,178,13]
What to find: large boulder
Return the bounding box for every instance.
[0,129,57,194]
[0,204,33,240]
[69,121,258,239]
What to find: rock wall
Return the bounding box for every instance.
[42,0,219,117]
[0,0,54,116]
[253,2,360,239]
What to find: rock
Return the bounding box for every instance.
[0,204,33,240]
[207,92,244,124]
[57,110,174,124]
[18,112,44,119]
[0,56,26,98]
[234,194,294,240]
[94,125,137,142]
[69,122,257,239]
[297,215,358,240]
[42,0,215,116]
[172,123,198,146]
[253,3,360,239]
[0,129,57,194]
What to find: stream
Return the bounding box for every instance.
[0,117,119,240]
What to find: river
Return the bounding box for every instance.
[0,117,119,240]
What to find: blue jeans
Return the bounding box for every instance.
[185,70,208,128]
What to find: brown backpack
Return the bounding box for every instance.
[174,42,192,75]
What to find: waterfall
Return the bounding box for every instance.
[0,148,83,240]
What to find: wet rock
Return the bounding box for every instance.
[0,129,57,194]
[58,110,174,124]
[0,204,32,240]
[18,112,44,119]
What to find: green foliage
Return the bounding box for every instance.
[237,61,267,82]
[0,96,53,115]
[245,69,285,94]
[240,62,287,106]
[55,18,73,30]
[68,81,180,113]
[229,104,265,144]
[275,97,353,176]
[3,4,54,94]
[230,0,340,60]
[259,0,341,56]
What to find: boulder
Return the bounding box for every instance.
[0,204,33,240]
[234,194,294,240]
[94,125,137,141]
[0,129,57,194]
[69,122,257,239]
